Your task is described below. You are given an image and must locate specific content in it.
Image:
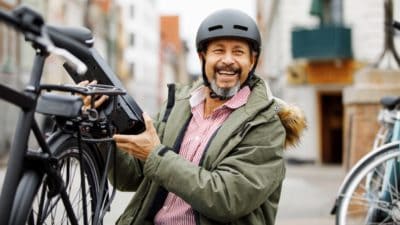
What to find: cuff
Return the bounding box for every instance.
[143,144,172,179]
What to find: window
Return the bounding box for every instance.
[129,5,135,19]
[130,62,135,79]
[129,33,135,47]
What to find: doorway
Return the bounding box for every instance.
[319,92,343,164]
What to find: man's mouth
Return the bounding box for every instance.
[217,70,238,76]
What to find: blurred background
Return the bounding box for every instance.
[2,0,400,224]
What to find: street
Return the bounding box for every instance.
[0,159,344,225]
[276,163,344,225]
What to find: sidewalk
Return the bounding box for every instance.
[0,161,345,225]
[276,163,345,225]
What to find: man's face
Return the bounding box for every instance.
[201,38,256,96]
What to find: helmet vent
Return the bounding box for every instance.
[208,25,223,31]
[233,25,248,31]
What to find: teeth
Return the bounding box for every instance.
[218,71,236,75]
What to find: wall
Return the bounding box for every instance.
[118,0,160,115]
[261,0,385,162]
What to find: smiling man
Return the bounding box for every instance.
[108,8,306,225]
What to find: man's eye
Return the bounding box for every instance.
[213,49,223,53]
[233,50,244,55]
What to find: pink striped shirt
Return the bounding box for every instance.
[154,85,251,225]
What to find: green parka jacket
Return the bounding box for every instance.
[108,75,305,225]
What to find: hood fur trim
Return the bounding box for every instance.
[274,98,307,149]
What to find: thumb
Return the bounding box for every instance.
[143,112,154,130]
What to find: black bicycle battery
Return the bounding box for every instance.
[63,48,145,135]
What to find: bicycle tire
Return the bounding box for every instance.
[9,133,104,225]
[336,142,400,225]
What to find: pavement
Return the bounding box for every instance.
[276,163,344,225]
[0,158,344,225]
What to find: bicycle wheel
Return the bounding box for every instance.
[336,143,400,225]
[9,133,104,225]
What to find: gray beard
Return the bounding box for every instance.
[210,80,240,99]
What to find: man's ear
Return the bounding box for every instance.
[250,52,257,69]
[198,52,206,63]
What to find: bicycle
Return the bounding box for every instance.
[328,14,400,224]
[0,5,145,225]
[331,96,399,224]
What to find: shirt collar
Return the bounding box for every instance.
[189,85,251,110]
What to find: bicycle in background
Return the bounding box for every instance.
[331,20,400,225]
[0,5,144,225]
[331,96,400,224]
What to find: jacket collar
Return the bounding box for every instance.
[163,75,275,163]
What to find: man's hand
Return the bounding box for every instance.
[78,80,109,111]
[113,113,161,161]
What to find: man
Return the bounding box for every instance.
[99,9,305,225]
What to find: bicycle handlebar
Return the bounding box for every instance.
[0,6,21,30]
[393,21,400,30]
[0,5,89,75]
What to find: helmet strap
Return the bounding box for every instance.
[241,53,259,88]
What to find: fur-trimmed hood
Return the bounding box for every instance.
[274,97,307,149]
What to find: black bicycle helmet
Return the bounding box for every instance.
[195,9,262,99]
[196,9,261,54]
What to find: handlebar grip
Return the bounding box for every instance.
[393,21,400,31]
[0,7,22,31]
[47,27,92,61]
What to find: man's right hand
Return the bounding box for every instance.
[77,80,109,111]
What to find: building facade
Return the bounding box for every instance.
[116,0,160,115]
[258,0,385,164]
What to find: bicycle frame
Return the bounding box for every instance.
[0,54,49,225]
[0,51,94,225]
[0,6,106,225]
[375,109,400,218]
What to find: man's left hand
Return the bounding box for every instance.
[113,112,161,161]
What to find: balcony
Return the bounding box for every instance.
[291,25,352,60]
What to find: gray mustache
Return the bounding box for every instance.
[215,64,241,74]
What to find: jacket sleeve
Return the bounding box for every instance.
[143,116,286,223]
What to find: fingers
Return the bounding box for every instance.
[78,80,91,108]
[83,95,92,106]
[112,113,160,161]
[115,142,131,151]
[113,134,154,161]
[94,95,109,108]
[113,134,132,143]
[77,80,109,110]
[77,80,89,86]
[77,79,97,87]
[88,80,98,85]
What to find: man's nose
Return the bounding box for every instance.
[221,52,234,65]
